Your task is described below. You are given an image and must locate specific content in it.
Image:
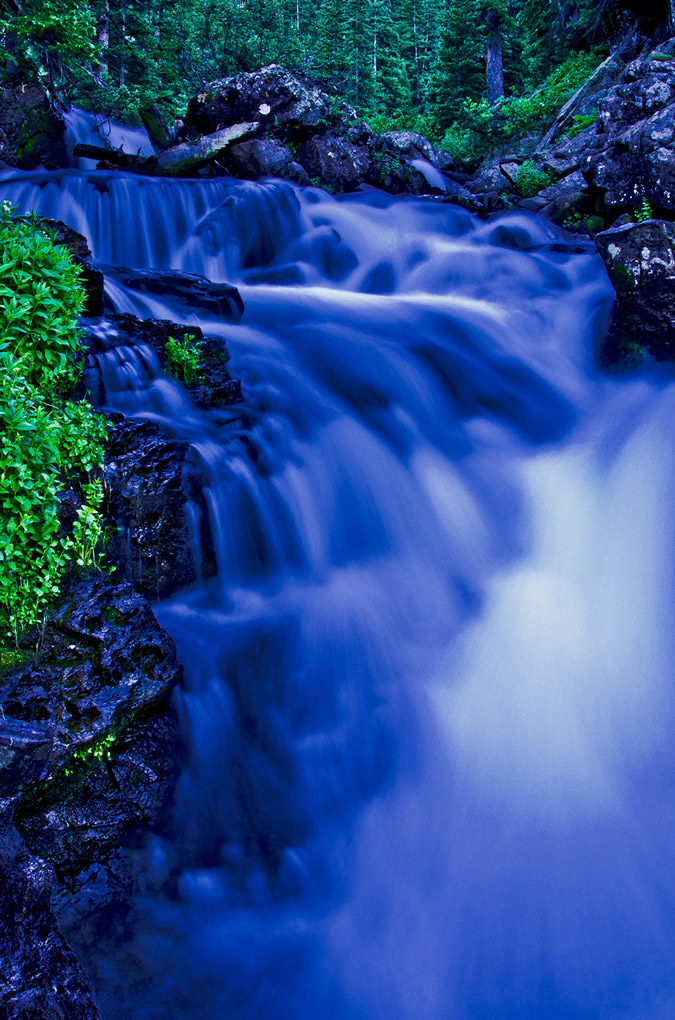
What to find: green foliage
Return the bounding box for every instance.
[439,48,605,167]
[635,197,652,222]
[63,731,117,777]
[0,204,107,647]
[566,108,596,138]
[165,333,203,383]
[516,159,555,196]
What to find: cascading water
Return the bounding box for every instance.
[3,161,675,1020]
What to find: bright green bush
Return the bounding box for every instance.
[516,159,555,197]
[0,204,107,646]
[165,333,203,384]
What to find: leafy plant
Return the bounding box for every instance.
[165,333,203,383]
[635,198,652,222]
[0,204,107,646]
[516,159,555,197]
[566,109,596,139]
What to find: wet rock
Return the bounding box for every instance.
[380,130,454,171]
[297,134,372,192]
[0,826,100,1020]
[1,573,181,758]
[107,267,244,320]
[228,138,310,185]
[88,313,243,411]
[0,84,67,170]
[0,720,52,801]
[185,64,342,138]
[595,218,675,362]
[103,416,207,598]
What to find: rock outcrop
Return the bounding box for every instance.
[595,218,675,361]
[0,572,182,1020]
[0,84,67,170]
[75,64,457,197]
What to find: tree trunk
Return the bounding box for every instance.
[119,4,126,87]
[485,21,504,106]
[97,0,109,80]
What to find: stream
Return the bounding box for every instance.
[3,148,675,1019]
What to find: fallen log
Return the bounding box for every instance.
[73,142,145,167]
[156,122,260,175]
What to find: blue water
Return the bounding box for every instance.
[3,162,675,1020]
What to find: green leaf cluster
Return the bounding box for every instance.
[0,204,107,646]
[515,158,554,197]
[165,333,203,384]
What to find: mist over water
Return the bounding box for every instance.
[4,155,675,1019]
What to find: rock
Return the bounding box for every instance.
[595,218,675,361]
[518,169,589,223]
[185,65,341,139]
[102,416,209,598]
[156,121,260,175]
[228,138,310,185]
[0,825,100,1020]
[0,84,67,170]
[93,314,242,411]
[582,53,675,214]
[380,130,454,171]
[0,570,182,1020]
[0,573,181,759]
[106,268,244,320]
[0,720,52,801]
[297,134,372,192]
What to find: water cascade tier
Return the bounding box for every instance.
[3,162,675,1020]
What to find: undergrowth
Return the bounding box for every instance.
[0,203,108,647]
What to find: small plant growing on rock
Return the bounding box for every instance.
[566,109,596,139]
[165,333,203,383]
[635,198,652,222]
[516,160,555,198]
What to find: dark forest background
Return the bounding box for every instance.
[1,0,672,164]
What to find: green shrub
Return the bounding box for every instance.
[516,160,555,197]
[635,198,652,222]
[0,204,107,646]
[165,333,203,383]
[440,49,605,168]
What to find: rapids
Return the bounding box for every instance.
[3,161,675,1020]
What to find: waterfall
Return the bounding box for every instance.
[2,163,675,1020]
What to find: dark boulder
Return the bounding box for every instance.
[297,134,372,192]
[228,138,310,185]
[0,84,67,170]
[380,130,454,171]
[595,218,675,362]
[103,416,208,598]
[106,267,244,320]
[0,571,182,1020]
[0,826,100,1020]
[1,574,181,758]
[185,64,343,139]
